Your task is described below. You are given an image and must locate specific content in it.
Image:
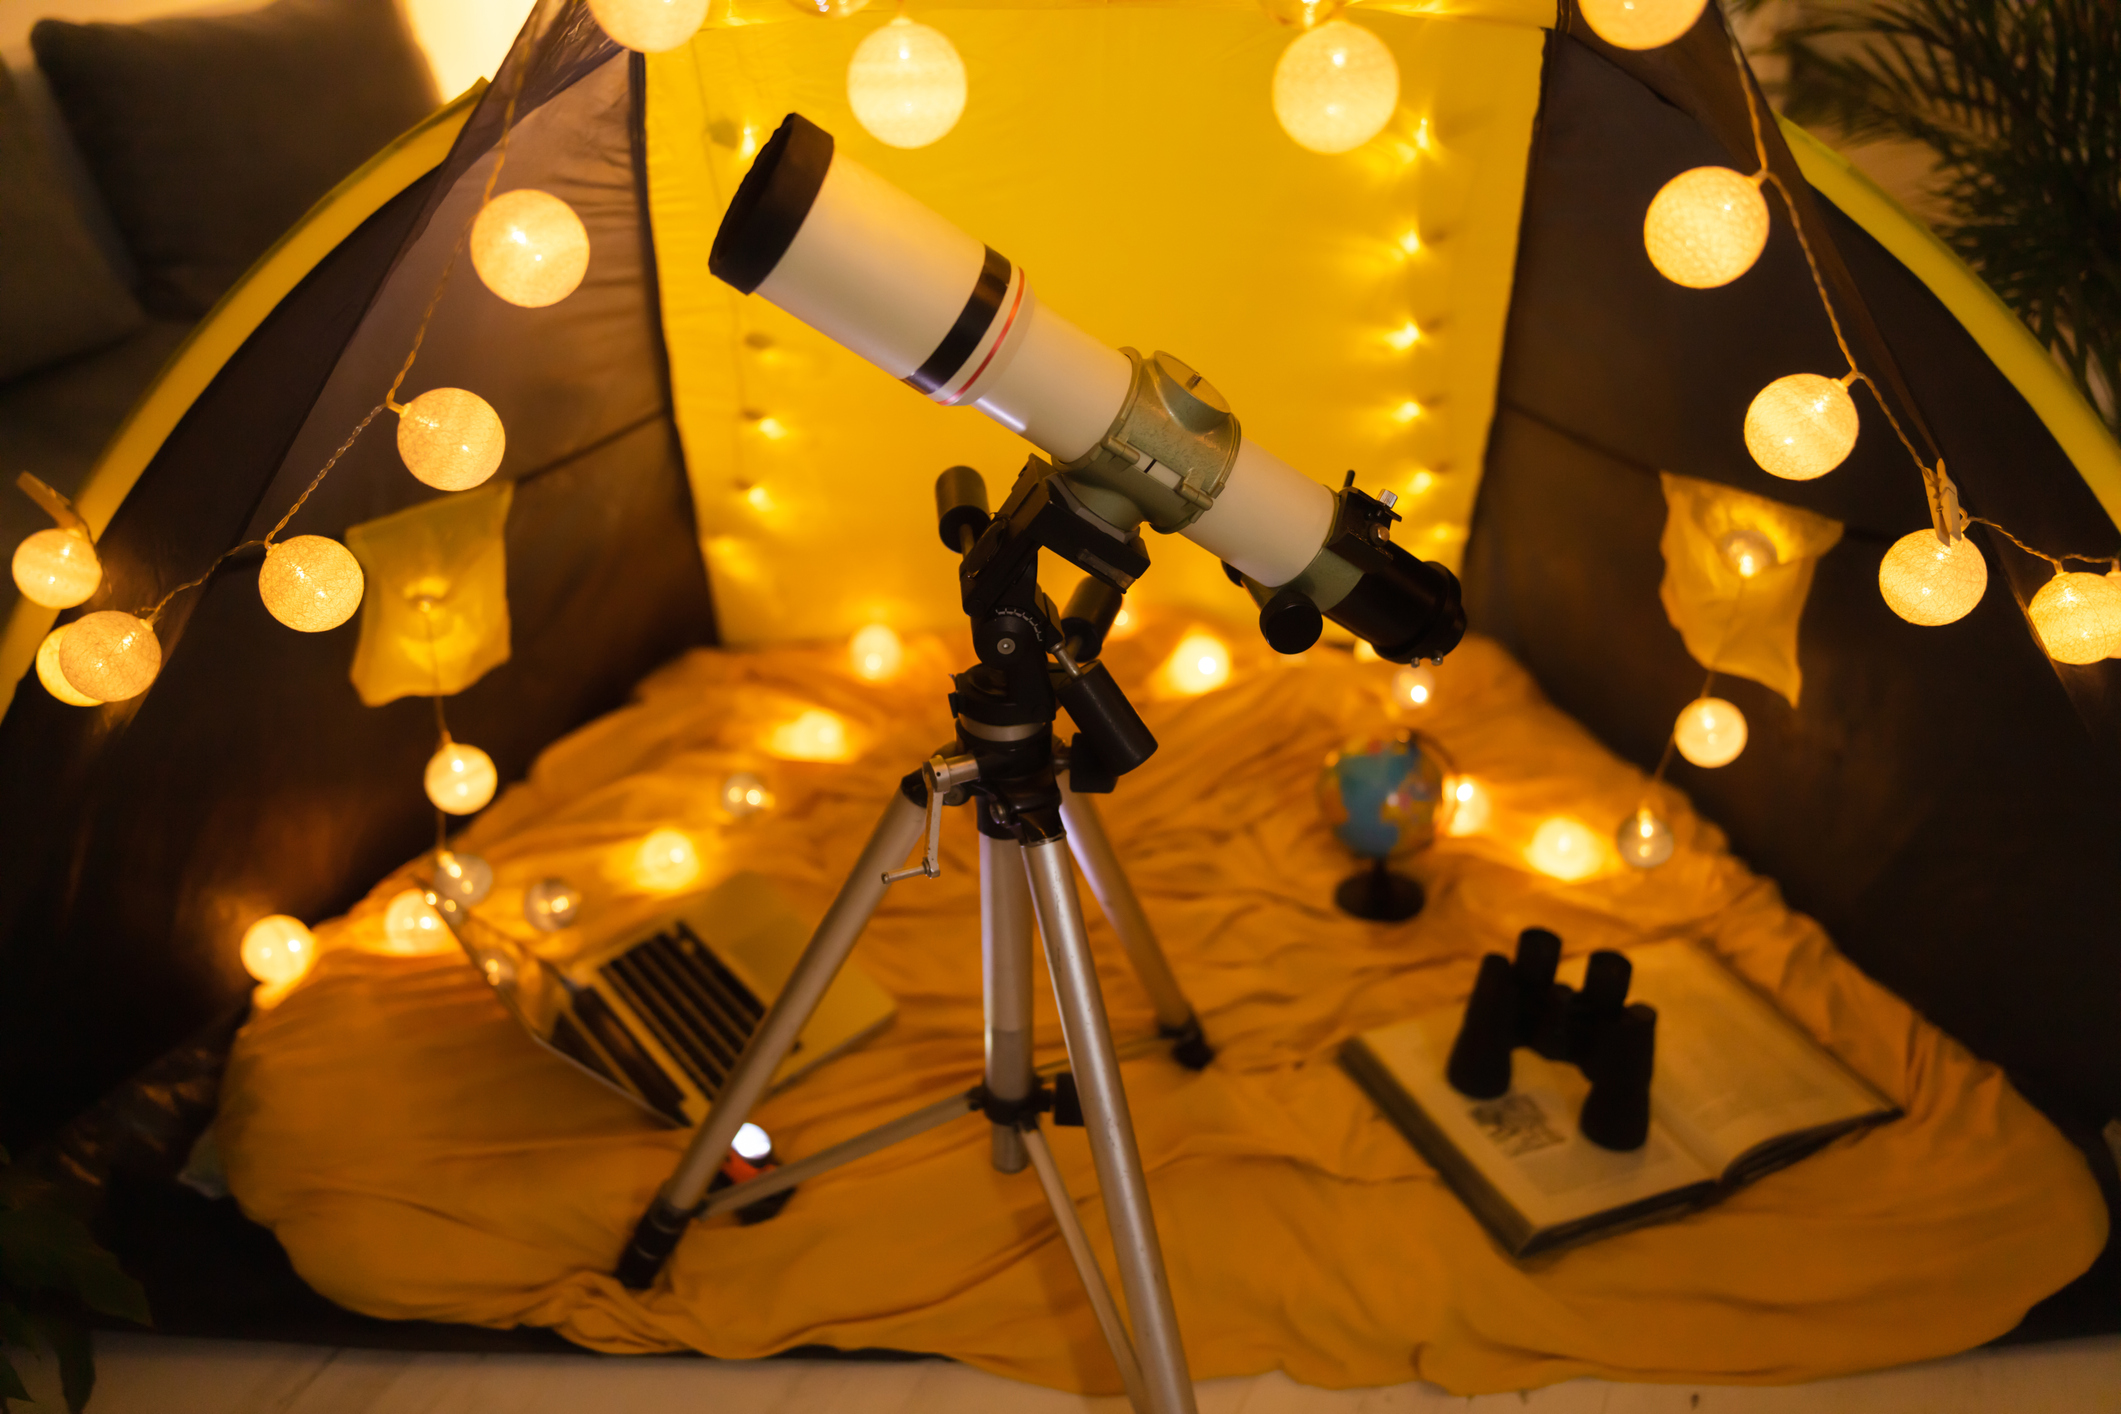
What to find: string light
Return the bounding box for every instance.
[1616,805,1675,869]
[1384,321,1421,352]
[1879,529,1987,625]
[1527,817,1604,881]
[587,0,708,52]
[241,915,315,987]
[1353,639,1381,663]
[523,878,582,933]
[721,771,772,817]
[426,738,498,815]
[1444,776,1489,836]
[786,0,868,14]
[434,850,493,907]
[1391,663,1435,708]
[397,388,506,491]
[382,888,454,955]
[1259,0,1347,26]
[35,629,101,707]
[1579,0,1708,49]
[1745,373,1860,481]
[1161,630,1232,695]
[1716,527,1777,579]
[470,189,590,308]
[12,528,100,609]
[258,535,364,632]
[2026,571,2121,664]
[1106,604,1141,641]
[767,708,855,762]
[1643,167,1768,289]
[634,828,701,892]
[58,611,160,701]
[1674,696,1747,768]
[1272,20,1399,155]
[850,622,904,681]
[847,17,967,149]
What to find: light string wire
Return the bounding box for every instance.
[421,598,452,857]
[1724,32,2121,578]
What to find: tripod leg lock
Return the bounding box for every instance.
[615,1194,699,1290]
[1160,1012,1216,1071]
[971,1076,1088,1129]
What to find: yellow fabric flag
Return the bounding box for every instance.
[345,483,513,707]
[1657,472,1842,707]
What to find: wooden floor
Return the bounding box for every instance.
[11,1333,2118,1413]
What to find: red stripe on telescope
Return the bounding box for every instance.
[940,271,1027,407]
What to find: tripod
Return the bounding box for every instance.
[616,460,1213,1414]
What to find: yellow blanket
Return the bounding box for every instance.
[218,625,2106,1394]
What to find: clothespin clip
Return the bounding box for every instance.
[1921,461,1966,547]
[16,472,92,538]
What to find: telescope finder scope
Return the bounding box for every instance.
[709,113,1465,665]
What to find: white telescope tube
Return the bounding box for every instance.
[709,114,1336,588]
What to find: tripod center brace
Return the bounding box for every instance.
[617,457,1216,1414]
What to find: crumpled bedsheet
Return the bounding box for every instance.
[217,625,2107,1394]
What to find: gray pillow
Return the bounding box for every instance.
[32,0,439,320]
[0,57,146,384]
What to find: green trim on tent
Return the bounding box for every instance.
[0,85,485,719]
[1780,116,2121,538]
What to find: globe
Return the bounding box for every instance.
[1318,727,1450,861]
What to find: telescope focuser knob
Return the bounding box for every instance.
[1258,585,1323,655]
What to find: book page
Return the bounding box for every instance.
[1570,941,1893,1176]
[1361,1010,1717,1234]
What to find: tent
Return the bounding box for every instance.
[0,0,2113,1351]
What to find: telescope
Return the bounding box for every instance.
[708,114,1465,664]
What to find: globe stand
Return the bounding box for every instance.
[1334,856,1425,922]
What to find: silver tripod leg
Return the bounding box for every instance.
[617,783,930,1285]
[1021,1123,1150,1412]
[1022,838,1198,1414]
[981,829,1036,1174]
[1058,781,1193,1033]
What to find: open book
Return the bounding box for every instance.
[1339,940,1898,1257]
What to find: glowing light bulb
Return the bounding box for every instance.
[635,828,701,891]
[733,1121,773,1161]
[1527,817,1604,881]
[1260,0,1348,27]
[767,708,854,762]
[425,740,498,815]
[1392,399,1424,423]
[587,0,708,51]
[1273,20,1399,155]
[847,17,967,149]
[1643,167,1769,289]
[471,189,590,308]
[1397,229,1423,256]
[1579,0,1707,49]
[397,388,505,492]
[241,915,315,986]
[35,628,101,706]
[1745,373,1859,481]
[1391,663,1435,709]
[434,850,493,907]
[850,622,903,682]
[1617,806,1675,869]
[1353,639,1381,663]
[58,610,160,701]
[1716,527,1777,580]
[1878,529,1987,625]
[12,528,100,608]
[1674,697,1747,768]
[1162,631,1231,695]
[258,535,364,632]
[2026,570,2121,664]
[523,878,582,933]
[721,771,772,817]
[1107,604,1141,641]
[786,0,869,14]
[382,888,453,955]
[1444,775,1489,836]
[1384,321,1421,352]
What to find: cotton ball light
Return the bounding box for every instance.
[1443,776,1489,836]
[1716,527,1777,580]
[1745,373,1859,481]
[1579,0,1707,49]
[258,535,363,632]
[241,915,315,987]
[1162,630,1232,696]
[635,828,701,892]
[1272,20,1399,155]
[847,17,967,149]
[587,0,707,52]
[2026,571,2121,664]
[12,529,100,608]
[36,629,101,707]
[426,739,498,815]
[397,388,505,491]
[433,849,493,907]
[1526,817,1604,882]
[1643,167,1769,289]
[767,708,855,762]
[1616,806,1675,869]
[1106,604,1141,641]
[850,622,903,682]
[1391,663,1435,709]
[382,888,454,955]
[523,878,582,933]
[471,189,590,308]
[1878,530,1987,625]
[721,771,772,817]
[1674,696,1747,768]
[58,610,160,701]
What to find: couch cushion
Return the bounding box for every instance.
[31,0,438,320]
[0,56,145,383]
